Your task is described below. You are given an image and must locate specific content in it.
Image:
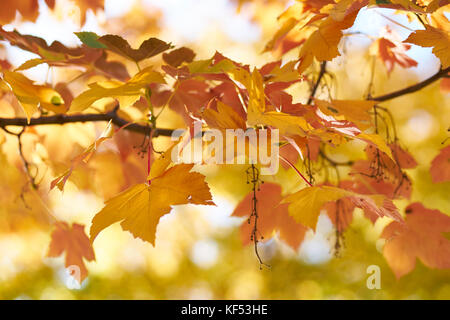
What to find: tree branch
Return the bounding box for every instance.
[0,67,448,135]
[307,61,327,104]
[371,67,450,102]
[0,109,175,137]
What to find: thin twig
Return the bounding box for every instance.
[307,61,327,105]
[0,107,175,137]
[371,67,450,102]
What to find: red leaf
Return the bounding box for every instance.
[232,182,308,249]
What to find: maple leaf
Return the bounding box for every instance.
[430,145,450,183]
[389,142,417,169]
[51,120,114,191]
[90,163,215,245]
[228,67,312,136]
[202,100,246,130]
[69,67,165,112]
[232,183,308,249]
[381,202,450,278]
[298,12,358,73]
[349,142,416,199]
[1,70,67,121]
[404,24,450,68]
[355,132,394,160]
[0,27,129,80]
[73,0,104,26]
[168,79,214,125]
[47,222,95,283]
[329,0,368,21]
[315,99,375,128]
[78,32,173,62]
[375,31,418,74]
[261,60,301,83]
[162,47,196,67]
[282,185,401,230]
[0,0,40,24]
[441,76,450,92]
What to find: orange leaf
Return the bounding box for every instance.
[298,11,358,73]
[430,145,450,183]
[47,222,95,283]
[404,24,450,68]
[232,182,308,249]
[381,203,450,278]
[377,37,418,74]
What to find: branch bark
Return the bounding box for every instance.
[307,61,327,104]
[0,66,448,134]
[371,67,450,102]
[0,108,175,137]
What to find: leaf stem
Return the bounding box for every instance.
[279,155,313,187]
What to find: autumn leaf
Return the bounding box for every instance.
[282,185,401,229]
[162,47,196,67]
[355,132,394,160]
[232,183,308,249]
[262,60,302,83]
[1,70,67,121]
[90,163,215,245]
[430,145,450,183]
[315,99,375,128]
[47,222,95,283]
[0,0,40,24]
[70,67,165,112]
[375,35,418,74]
[298,12,358,73]
[328,0,367,21]
[404,24,450,68]
[228,67,312,136]
[78,33,173,62]
[381,202,450,278]
[389,142,417,169]
[0,27,129,80]
[202,100,246,130]
[74,0,105,26]
[51,120,114,191]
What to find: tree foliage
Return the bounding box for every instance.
[0,0,449,299]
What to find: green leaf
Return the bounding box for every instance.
[75,32,107,49]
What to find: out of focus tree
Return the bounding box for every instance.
[0,0,449,299]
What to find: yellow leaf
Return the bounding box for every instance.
[283,185,402,230]
[70,67,166,112]
[254,111,311,136]
[315,99,375,127]
[356,132,394,160]
[265,60,301,83]
[14,58,46,71]
[148,143,179,180]
[263,2,307,52]
[1,70,66,121]
[0,130,5,145]
[50,120,115,191]
[283,185,350,229]
[404,24,450,68]
[202,101,246,130]
[90,163,214,245]
[298,12,358,73]
[228,67,311,136]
